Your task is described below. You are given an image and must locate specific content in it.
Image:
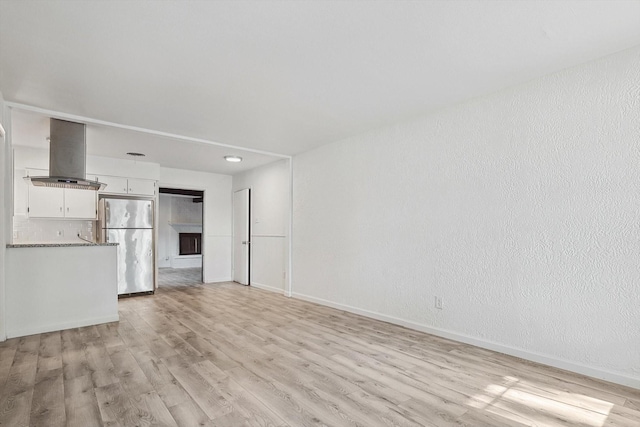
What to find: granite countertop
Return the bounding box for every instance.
[7,242,119,248]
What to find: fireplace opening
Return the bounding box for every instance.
[179,233,202,255]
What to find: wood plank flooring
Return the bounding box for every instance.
[1,278,639,426]
[157,267,202,288]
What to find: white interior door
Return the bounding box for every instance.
[233,189,250,285]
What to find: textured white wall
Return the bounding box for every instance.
[292,46,640,387]
[160,167,232,282]
[233,159,290,293]
[0,92,6,341]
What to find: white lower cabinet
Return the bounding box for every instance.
[28,186,97,219]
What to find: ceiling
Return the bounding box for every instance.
[10,108,281,175]
[2,1,640,163]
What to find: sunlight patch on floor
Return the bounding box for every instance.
[467,377,613,427]
[467,376,520,410]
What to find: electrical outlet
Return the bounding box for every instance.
[435,296,443,310]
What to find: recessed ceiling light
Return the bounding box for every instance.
[224,155,243,163]
[126,152,146,157]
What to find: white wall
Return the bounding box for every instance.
[0,92,7,341]
[292,46,640,388]
[158,194,202,269]
[233,159,290,293]
[170,196,203,224]
[160,167,232,282]
[12,146,161,180]
[88,155,160,180]
[158,194,173,268]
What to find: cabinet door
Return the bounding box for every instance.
[64,189,97,219]
[14,169,29,216]
[28,186,64,218]
[98,175,128,195]
[127,178,156,196]
[17,168,49,217]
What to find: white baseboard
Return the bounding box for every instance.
[250,281,284,294]
[291,292,640,390]
[206,276,232,283]
[171,255,202,269]
[7,314,120,339]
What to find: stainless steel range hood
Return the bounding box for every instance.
[25,119,105,191]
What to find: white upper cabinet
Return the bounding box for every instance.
[97,175,128,195]
[127,178,156,196]
[28,186,65,218]
[95,175,156,197]
[20,168,155,220]
[64,189,98,219]
[28,186,97,219]
[24,169,97,219]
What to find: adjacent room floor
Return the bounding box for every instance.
[158,267,203,288]
[0,281,639,426]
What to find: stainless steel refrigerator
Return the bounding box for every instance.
[99,198,155,295]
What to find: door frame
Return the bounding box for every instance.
[157,186,205,284]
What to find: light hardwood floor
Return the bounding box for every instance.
[1,281,639,426]
[158,267,203,288]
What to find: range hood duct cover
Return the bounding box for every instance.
[26,118,105,191]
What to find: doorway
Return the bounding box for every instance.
[233,188,250,285]
[157,187,204,287]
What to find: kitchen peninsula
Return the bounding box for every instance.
[5,242,119,338]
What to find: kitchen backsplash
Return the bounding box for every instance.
[13,217,96,244]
